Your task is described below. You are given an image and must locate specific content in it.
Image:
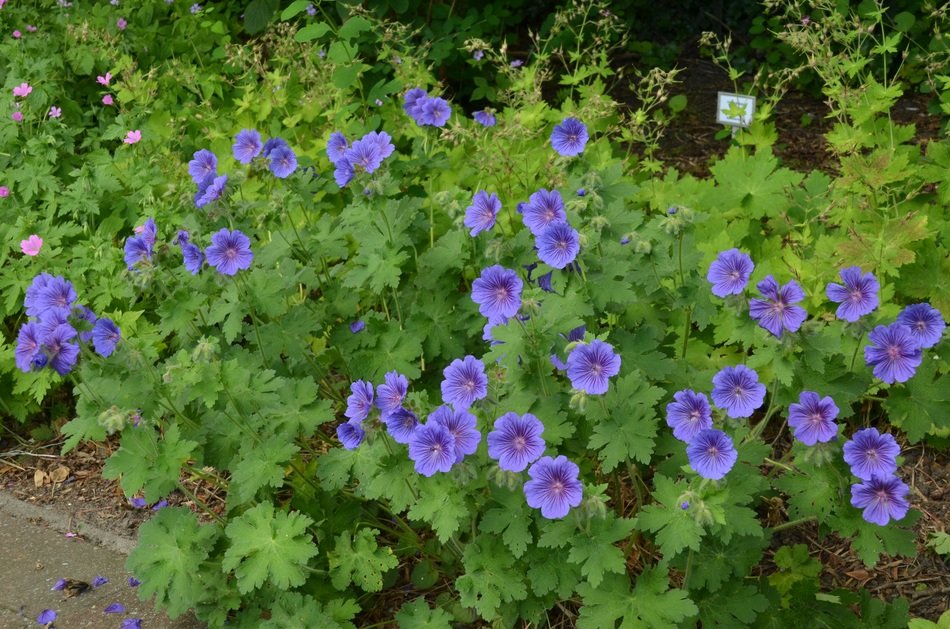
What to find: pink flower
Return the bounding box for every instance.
[117,18,127,30]
[12,82,32,98]
[0,186,9,197]
[20,235,43,256]
[12,30,21,39]
[11,111,23,122]
[97,72,112,86]
[49,106,61,118]
[124,130,141,144]
[27,25,37,32]
[102,94,114,106]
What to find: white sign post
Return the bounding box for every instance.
[716,92,756,137]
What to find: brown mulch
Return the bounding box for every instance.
[766,446,950,621]
[0,438,225,539]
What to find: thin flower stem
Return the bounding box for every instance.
[849,331,865,372]
[764,457,795,473]
[770,515,817,533]
[235,273,268,367]
[681,307,692,359]
[745,377,780,444]
[176,481,225,525]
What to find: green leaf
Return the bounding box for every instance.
[294,22,332,42]
[567,517,636,588]
[926,531,950,556]
[577,569,697,628]
[455,537,527,621]
[696,581,769,626]
[587,372,664,471]
[395,599,453,628]
[830,508,920,567]
[636,474,704,559]
[243,0,278,35]
[407,475,469,542]
[127,508,221,619]
[281,0,312,19]
[338,16,372,40]
[261,592,358,629]
[222,503,318,593]
[328,528,398,592]
[229,437,299,505]
[883,360,949,442]
[479,488,533,558]
[774,463,845,521]
[102,424,197,503]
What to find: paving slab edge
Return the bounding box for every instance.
[0,490,137,555]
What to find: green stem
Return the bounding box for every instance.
[770,515,816,533]
[745,377,781,444]
[176,480,225,525]
[235,273,268,367]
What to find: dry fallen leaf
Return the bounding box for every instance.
[34,469,49,487]
[845,569,871,584]
[49,466,70,483]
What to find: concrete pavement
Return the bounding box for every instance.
[0,491,204,628]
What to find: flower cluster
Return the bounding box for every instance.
[125,218,251,276]
[16,274,121,375]
[521,188,581,269]
[864,302,944,384]
[844,428,909,525]
[335,366,583,519]
[403,88,451,127]
[664,366,765,480]
[188,149,227,208]
[326,130,395,188]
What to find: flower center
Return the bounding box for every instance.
[495,287,509,301]
[225,247,239,261]
[865,449,878,461]
[706,446,720,456]
[591,362,603,376]
[550,480,564,495]
[689,410,701,421]
[810,412,823,424]
[464,379,477,393]
[915,321,926,331]
[733,386,744,397]
[849,289,863,303]
[513,436,526,451]
[729,270,740,280]
[886,344,901,360]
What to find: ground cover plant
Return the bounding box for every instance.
[1,0,948,627]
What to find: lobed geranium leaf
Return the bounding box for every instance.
[587,372,664,471]
[328,528,398,592]
[636,474,703,559]
[455,537,528,621]
[395,599,453,629]
[102,423,197,503]
[127,507,222,619]
[222,502,318,593]
[479,488,534,558]
[577,569,697,629]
